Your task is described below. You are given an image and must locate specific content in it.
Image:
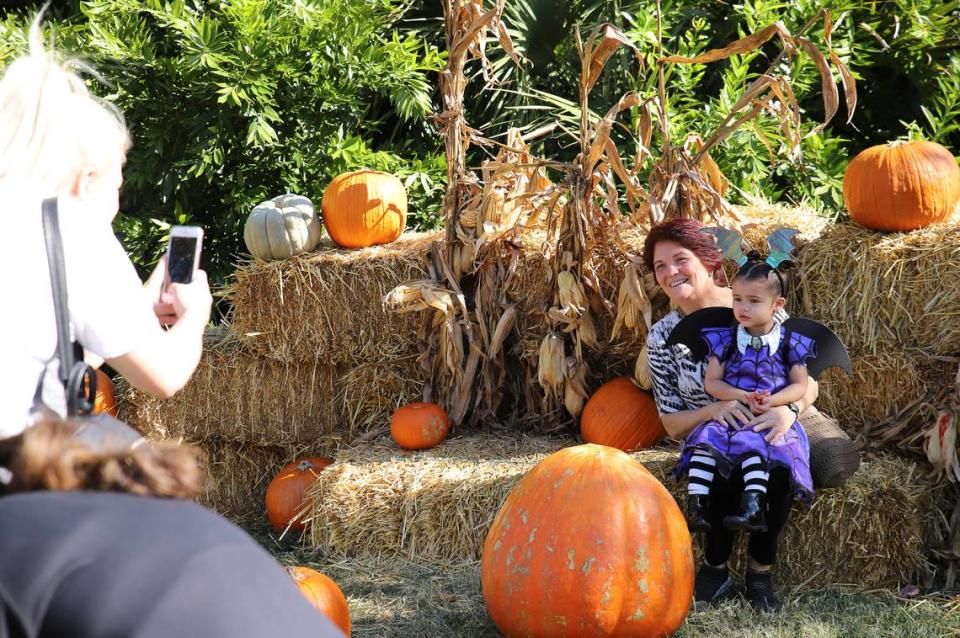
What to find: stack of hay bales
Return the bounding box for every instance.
[796,220,960,440]
[119,233,438,521]
[304,434,941,589]
[120,201,959,544]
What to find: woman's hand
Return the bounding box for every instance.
[144,257,212,328]
[711,400,753,430]
[748,405,793,444]
[161,272,213,328]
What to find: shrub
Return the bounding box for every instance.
[0,0,445,280]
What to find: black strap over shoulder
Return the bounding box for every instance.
[40,197,97,418]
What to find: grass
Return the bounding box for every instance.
[677,592,959,638]
[246,521,960,638]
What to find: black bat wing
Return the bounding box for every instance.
[782,317,852,379]
[664,307,736,362]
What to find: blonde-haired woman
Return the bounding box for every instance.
[0,16,212,436]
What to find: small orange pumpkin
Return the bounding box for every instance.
[843,140,960,232]
[481,444,694,637]
[288,566,351,636]
[92,369,118,417]
[390,402,449,450]
[321,169,407,248]
[265,457,334,532]
[580,377,666,451]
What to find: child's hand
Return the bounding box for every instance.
[747,391,771,415]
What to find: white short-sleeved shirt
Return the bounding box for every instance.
[0,192,162,438]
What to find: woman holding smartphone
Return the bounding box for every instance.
[0,18,212,437]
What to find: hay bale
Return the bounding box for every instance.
[305,435,577,562]
[734,197,831,248]
[192,438,306,524]
[303,434,936,588]
[223,232,438,365]
[119,335,425,448]
[817,352,955,434]
[774,456,939,589]
[797,219,960,356]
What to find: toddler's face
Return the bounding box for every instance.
[731,277,783,331]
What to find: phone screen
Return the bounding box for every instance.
[168,236,198,284]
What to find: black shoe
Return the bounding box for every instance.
[692,563,734,611]
[685,494,712,533]
[723,492,767,533]
[745,569,781,612]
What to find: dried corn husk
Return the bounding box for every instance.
[563,356,590,417]
[611,263,652,340]
[926,411,960,482]
[556,270,586,316]
[537,333,566,395]
[634,343,652,390]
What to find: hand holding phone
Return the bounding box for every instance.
[155,226,211,328]
[163,226,203,293]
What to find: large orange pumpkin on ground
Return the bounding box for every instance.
[321,169,407,248]
[581,377,667,451]
[390,402,449,450]
[265,457,334,532]
[92,369,118,417]
[843,140,960,232]
[288,566,351,636]
[481,444,694,637]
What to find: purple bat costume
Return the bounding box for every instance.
[676,324,816,504]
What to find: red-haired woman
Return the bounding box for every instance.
[642,218,856,612]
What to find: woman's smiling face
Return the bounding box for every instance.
[652,240,714,304]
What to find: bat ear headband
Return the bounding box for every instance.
[700,227,800,296]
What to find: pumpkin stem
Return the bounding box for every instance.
[288,567,305,582]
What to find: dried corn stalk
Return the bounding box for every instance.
[644,7,856,228]
[439,0,521,270]
[386,3,555,427]
[535,24,648,419]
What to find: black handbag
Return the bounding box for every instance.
[41,197,145,451]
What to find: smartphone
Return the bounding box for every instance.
[163,226,203,292]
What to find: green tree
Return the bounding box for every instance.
[429,0,959,215]
[0,0,446,281]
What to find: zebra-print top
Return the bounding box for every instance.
[648,308,790,416]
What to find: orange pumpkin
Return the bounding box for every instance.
[390,402,449,450]
[481,444,693,637]
[321,169,407,248]
[288,566,351,636]
[843,140,960,232]
[580,377,667,451]
[265,457,334,532]
[92,369,118,417]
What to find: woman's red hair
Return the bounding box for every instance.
[642,218,723,274]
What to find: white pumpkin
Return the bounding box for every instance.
[243,194,323,260]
